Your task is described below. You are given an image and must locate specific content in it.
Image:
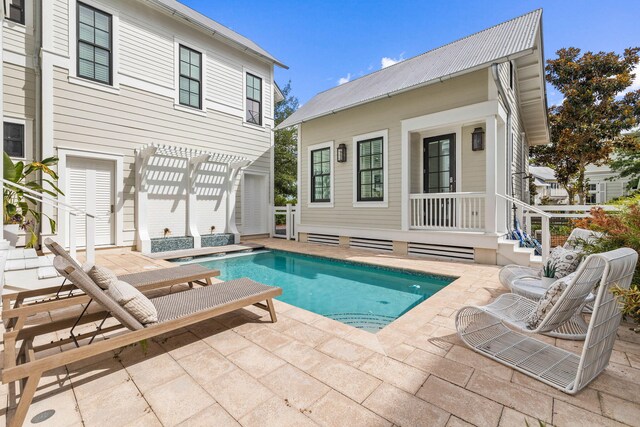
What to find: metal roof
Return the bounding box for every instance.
[146,0,287,69]
[529,166,557,182]
[278,9,542,129]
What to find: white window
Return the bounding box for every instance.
[243,68,266,127]
[173,39,207,115]
[3,117,32,160]
[352,129,389,207]
[307,141,334,207]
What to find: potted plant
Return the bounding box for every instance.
[3,153,63,248]
[163,227,171,238]
[541,260,557,287]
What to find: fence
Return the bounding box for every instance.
[272,204,298,240]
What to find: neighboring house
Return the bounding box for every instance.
[278,10,550,264]
[2,0,285,252]
[530,164,637,205]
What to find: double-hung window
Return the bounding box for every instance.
[3,122,25,158]
[179,45,202,109]
[357,137,384,201]
[6,0,24,24]
[310,147,331,203]
[77,2,112,85]
[246,73,262,125]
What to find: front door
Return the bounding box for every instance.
[423,134,456,227]
[67,157,115,247]
[423,134,456,193]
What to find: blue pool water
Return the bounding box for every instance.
[194,250,454,332]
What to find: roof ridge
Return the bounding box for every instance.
[317,8,541,95]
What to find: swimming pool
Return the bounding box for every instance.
[193,250,454,332]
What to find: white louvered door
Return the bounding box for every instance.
[242,174,268,235]
[67,157,115,247]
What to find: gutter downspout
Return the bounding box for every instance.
[491,63,515,232]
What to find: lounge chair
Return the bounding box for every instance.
[498,228,601,290]
[2,239,220,330]
[2,255,282,427]
[456,247,637,394]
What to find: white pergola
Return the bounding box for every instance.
[134,143,250,253]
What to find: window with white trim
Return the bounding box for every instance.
[6,0,24,24]
[246,73,262,125]
[357,137,384,201]
[178,45,202,109]
[77,2,112,85]
[311,147,331,203]
[3,122,25,158]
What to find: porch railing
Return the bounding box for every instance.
[409,192,486,231]
[272,204,298,240]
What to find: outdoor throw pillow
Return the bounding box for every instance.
[108,280,158,324]
[549,246,581,278]
[526,276,570,329]
[87,264,119,290]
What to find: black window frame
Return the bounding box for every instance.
[77,2,113,86]
[6,0,25,24]
[178,44,202,110]
[3,122,25,159]
[245,73,262,125]
[310,147,331,203]
[357,137,384,202]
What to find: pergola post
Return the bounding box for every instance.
[134,145,157,253]
[187,154,209,249]
[226,160,250,244]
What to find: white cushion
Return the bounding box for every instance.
[526,275,573,329]
[549,246,581,278]
[108,280,158,325]
[87,264,118,290]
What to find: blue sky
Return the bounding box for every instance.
[182,0,640,106]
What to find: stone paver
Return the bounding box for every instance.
[3,241,639,427]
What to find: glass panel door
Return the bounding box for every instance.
[423,134,456,227]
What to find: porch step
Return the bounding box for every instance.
[497,238,539,267]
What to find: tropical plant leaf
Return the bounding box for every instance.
[5,203,16,216]
[3,152,18,182]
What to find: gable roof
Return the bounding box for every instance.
[278,9,542,129]
[148,0,287,69]
[529,166,557,182]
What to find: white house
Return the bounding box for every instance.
[2,0,286,253]
[278,10,550,265]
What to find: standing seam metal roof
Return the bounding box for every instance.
[278,9,542,129]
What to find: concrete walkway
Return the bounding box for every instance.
[2,240,639,426]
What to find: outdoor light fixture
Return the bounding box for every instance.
[337,143,347,162]
[471,127,485,151]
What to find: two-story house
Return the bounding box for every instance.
[2,0,286,253]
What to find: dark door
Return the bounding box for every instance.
[423,134,456,227]
[423,134,456,193]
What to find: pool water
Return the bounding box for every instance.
[194,250,454,333]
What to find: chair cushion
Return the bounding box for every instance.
[549,246,581,278]
[526,274,575,329]
[108,280,158,324]
[87,264,118,290]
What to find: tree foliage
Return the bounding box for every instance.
[531,47,640,204]
[274,81,299,206]
[610,131,640,190]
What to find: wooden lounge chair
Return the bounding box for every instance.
[2,255,282,427]
[2,239,220,330]
[456,247,637,394]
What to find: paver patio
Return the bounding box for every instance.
[2,238,639,426]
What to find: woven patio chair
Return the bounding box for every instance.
[2,255,282,427]
[498,228,602,289]
[456,247,637,394]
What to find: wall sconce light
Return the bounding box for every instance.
[337,143,347,163]
[471,127,485,151]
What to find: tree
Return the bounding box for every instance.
[609,131,640,190]
[273,81,299,206]
[531,47,640,204]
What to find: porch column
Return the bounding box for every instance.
[134,146,157,253]
[226,160,250,243]
[400,124,411,231]
[187,154,208,249]
[485,115,498,234]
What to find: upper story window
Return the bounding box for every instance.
[357,137,384,202]
[6,0,24,24]
[77,2,112,85]
[178,45,202,109]
[310,147,331,203]
[4,122,25,158]
[246,73,262,125]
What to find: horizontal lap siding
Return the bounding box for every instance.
[3,63,36,118]
[3,26,34,56]
[461,124,486,193]
[207,52,243,110]
[120,20,174,88]
[300,69,488,230]
[53,0,69,56]
[52,67,271,241]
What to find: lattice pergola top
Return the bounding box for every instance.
[136,143,250,166]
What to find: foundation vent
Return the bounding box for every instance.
[349,237,393,252]
[408,242,474,261]
[307,233,340,246]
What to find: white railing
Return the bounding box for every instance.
[272,204,298,240]
[2,179,98,263]
[409,192,486,231]
[534,204,618,218]
[497,193,553,263]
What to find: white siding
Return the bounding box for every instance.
[207,52,243,110]
[53,0,69,56]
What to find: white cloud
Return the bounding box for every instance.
[381,53,405,69]
[337,73,351,85]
